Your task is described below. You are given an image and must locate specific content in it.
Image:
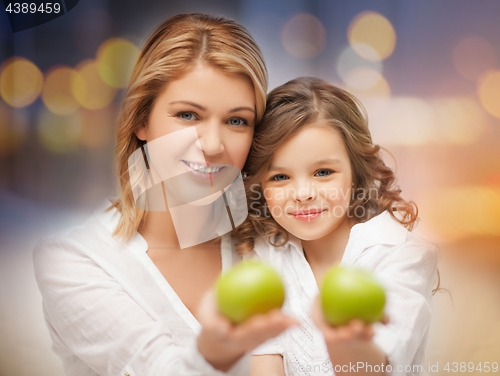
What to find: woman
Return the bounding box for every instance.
[33,13,295,376]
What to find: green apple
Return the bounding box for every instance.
[321,266,385,326]
[216,260,285,324]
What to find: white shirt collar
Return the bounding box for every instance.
[281,210,408,257]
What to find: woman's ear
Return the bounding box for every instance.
[135,125,147,141]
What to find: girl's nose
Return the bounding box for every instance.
[196,122,225,156]
[293,181,315,202]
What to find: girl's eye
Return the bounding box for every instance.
[315,169,334,177]
[271,174,289,182]
[228,118,247,127]
[178,112,197,121]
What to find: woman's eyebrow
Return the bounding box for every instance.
[169,101,206,111]
[229,107,255,114]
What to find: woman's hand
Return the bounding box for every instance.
[311,296,389,375]
[197,290,298,372]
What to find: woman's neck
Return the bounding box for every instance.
[138,203,218,250]
[302,216,355,285]
[138,210,180,249]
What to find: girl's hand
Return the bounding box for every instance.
[197,290,298,372]
[311,296,389,375]
[311,295,388,344]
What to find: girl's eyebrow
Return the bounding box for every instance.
[313,158,341,165]
[269,158,341,171]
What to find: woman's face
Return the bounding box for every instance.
[261,122,353,241]
[135,64,256,206]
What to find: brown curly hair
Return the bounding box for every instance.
[234,77,418,255]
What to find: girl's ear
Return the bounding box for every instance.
[135,125,147,141]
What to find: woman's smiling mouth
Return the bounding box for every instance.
[181,159,225,180]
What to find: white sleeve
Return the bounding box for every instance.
[370,241,438,375]
[33,236,250,376]
[252,336,284,356]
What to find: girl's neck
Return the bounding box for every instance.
[302,216,355,284]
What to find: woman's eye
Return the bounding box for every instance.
[271,174,289,182]
[316,169,334,177]
[178,112,196,120]
[228,118,247,127]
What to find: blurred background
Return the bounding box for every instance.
[1,0,499,374]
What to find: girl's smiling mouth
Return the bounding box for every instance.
[289,208,326,221]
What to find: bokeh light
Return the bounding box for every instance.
[337,45,383,84]
[0,103,28,156]
[96,38,139,88]
[281,13,327,59]
[36,108,82,153]
[370,97,435,146]
[72,60,117,110]
[79,107,116,149]
[42,66,80,115]
[421,186,500,241]
[369,96,486,146]
[477,70,500,119]
[430,97,487,144]
[344,71,391,118]
[453,36,497,82]
[347,11,396,61]
[344,67,384,90]
[0,57,43,108]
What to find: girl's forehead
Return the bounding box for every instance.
[270,123,349,163]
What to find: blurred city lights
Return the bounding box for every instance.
[344,73,391,118]
[453,36,497,82]
[337,45,383,85]
[96,38,139,88]
[421,186,500,241]
[36,108,82,153]
[72,60,117,110]
[430,97,487,144]
[347,11,396,61]
[79,107,116,149]
[281,13,327,59]
[477,70,500,119]
[0,57,43,108]
[42,66,80,115]
[344,67,384,90]
[368,96,486,146]
[0,103,28,156]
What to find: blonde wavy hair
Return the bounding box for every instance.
[235,77,419,255]
[108,13,268,241]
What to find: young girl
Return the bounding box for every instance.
[33,14,295,376]
[237,77,439,376]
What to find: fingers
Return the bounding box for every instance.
[227,309,298,348]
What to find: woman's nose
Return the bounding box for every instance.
[196,122,225,156]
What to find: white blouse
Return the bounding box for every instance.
[250,211,438,376]
[33,201,250,376]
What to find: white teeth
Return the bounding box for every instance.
[187,161,221,174]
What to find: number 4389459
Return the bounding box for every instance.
[5,3,62,14]
[444,362,498,372]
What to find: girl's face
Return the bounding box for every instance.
[261,122,353,241]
